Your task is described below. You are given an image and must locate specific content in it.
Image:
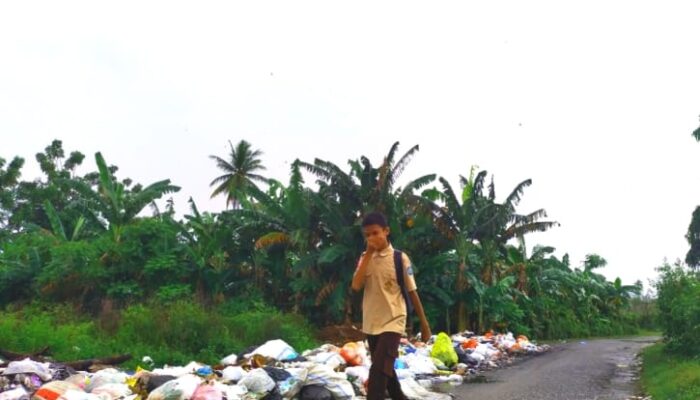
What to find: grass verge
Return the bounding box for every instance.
[640,342,700,400]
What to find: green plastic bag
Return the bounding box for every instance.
[430,332,458,367]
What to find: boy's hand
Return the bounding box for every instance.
[421,324,432,343]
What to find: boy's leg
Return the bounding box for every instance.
[367,332,408,400]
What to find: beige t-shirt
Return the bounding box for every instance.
[354,245,418,335]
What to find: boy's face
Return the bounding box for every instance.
[363,224,390,250]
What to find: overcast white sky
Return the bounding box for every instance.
[2,1,700,289]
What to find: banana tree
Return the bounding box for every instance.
[64,152,180,242]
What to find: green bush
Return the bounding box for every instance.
[655,262,700,356]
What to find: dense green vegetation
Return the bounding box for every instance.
[0,139,649,363]
[638,123,700,399]
[654,261,700,356]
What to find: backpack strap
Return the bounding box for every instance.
[393,249,414,314]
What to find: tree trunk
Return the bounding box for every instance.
[0,346,51,361]
[63,354,132,371]
[456,262,469,332]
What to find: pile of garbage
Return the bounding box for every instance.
[0,331,549,400]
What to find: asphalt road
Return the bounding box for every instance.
[450,337,659,400]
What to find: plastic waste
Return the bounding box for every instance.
[146,374,202,400]
[299,385,332,400]
[277,367,306,399]
[221,367,247,383]
[64,375,89,391]
[3,359,53,382]
[251,340,298,361]
[403,353,437,375]
[306,352,345,369]
[152,362,203,378]
[430,333,458,367]
[191,383,222,400]
[395,369,414,380]
[238,369,275,394]
[0,387,29,400]
[343,366,369,385]
[399,378,451,400]
[33,381,82,400]
[220,354,237,366]
[89,384,132,400]
[57,390,102,400]
[305,364,354,399]
[211,382,246,400]
[195,367,213,377]
[86,370,128,392]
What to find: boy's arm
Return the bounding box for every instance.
[409,290,432,342]
[351,249,374,291]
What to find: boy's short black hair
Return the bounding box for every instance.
[362,212,388,228]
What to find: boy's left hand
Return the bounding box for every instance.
[421,324,432,343]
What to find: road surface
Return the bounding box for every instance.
[450,337,658,400]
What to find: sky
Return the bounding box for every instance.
[1,1,700,290]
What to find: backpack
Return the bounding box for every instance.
[393,249,414,315]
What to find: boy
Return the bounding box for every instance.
[351,212,432,400]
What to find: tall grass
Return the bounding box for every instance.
[641,343,700,400]
[0,300,319,369]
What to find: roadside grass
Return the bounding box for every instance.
[640,343,700,400]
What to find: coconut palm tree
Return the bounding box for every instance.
[209,140,268,209]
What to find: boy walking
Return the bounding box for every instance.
[351,212,432,400]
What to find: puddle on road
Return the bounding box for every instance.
[607,351,647,400]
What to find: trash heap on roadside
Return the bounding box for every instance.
[0,331,549,400]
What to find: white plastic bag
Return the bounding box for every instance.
[58,390,101,400]
[0,387,29,400]
[238,369,275,394]
[395,369,415,381]
[152,362,203,378]
[86,369,128,392]
[251,340,298,361]
[305,364,355,399]
[3,359,52,381]
[146,374,202,400]
[403,353,437,375]
[221,366,247,383]
[33,381,82,400]
[220,354,238,366]
[307,352,346,369]
[90,383,132,400]
[278,367,307,399]
[343,366,369,385]
[212,383,247,400]
[399,378,451,400]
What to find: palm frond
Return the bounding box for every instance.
[439,177,462,222]
[42,201,66,241]
[390,144,420,186]
[296,160,333,181]
[400,174,436,195]
[470,170,488,197]
[504,179,532,211]
[503,221,559,241]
